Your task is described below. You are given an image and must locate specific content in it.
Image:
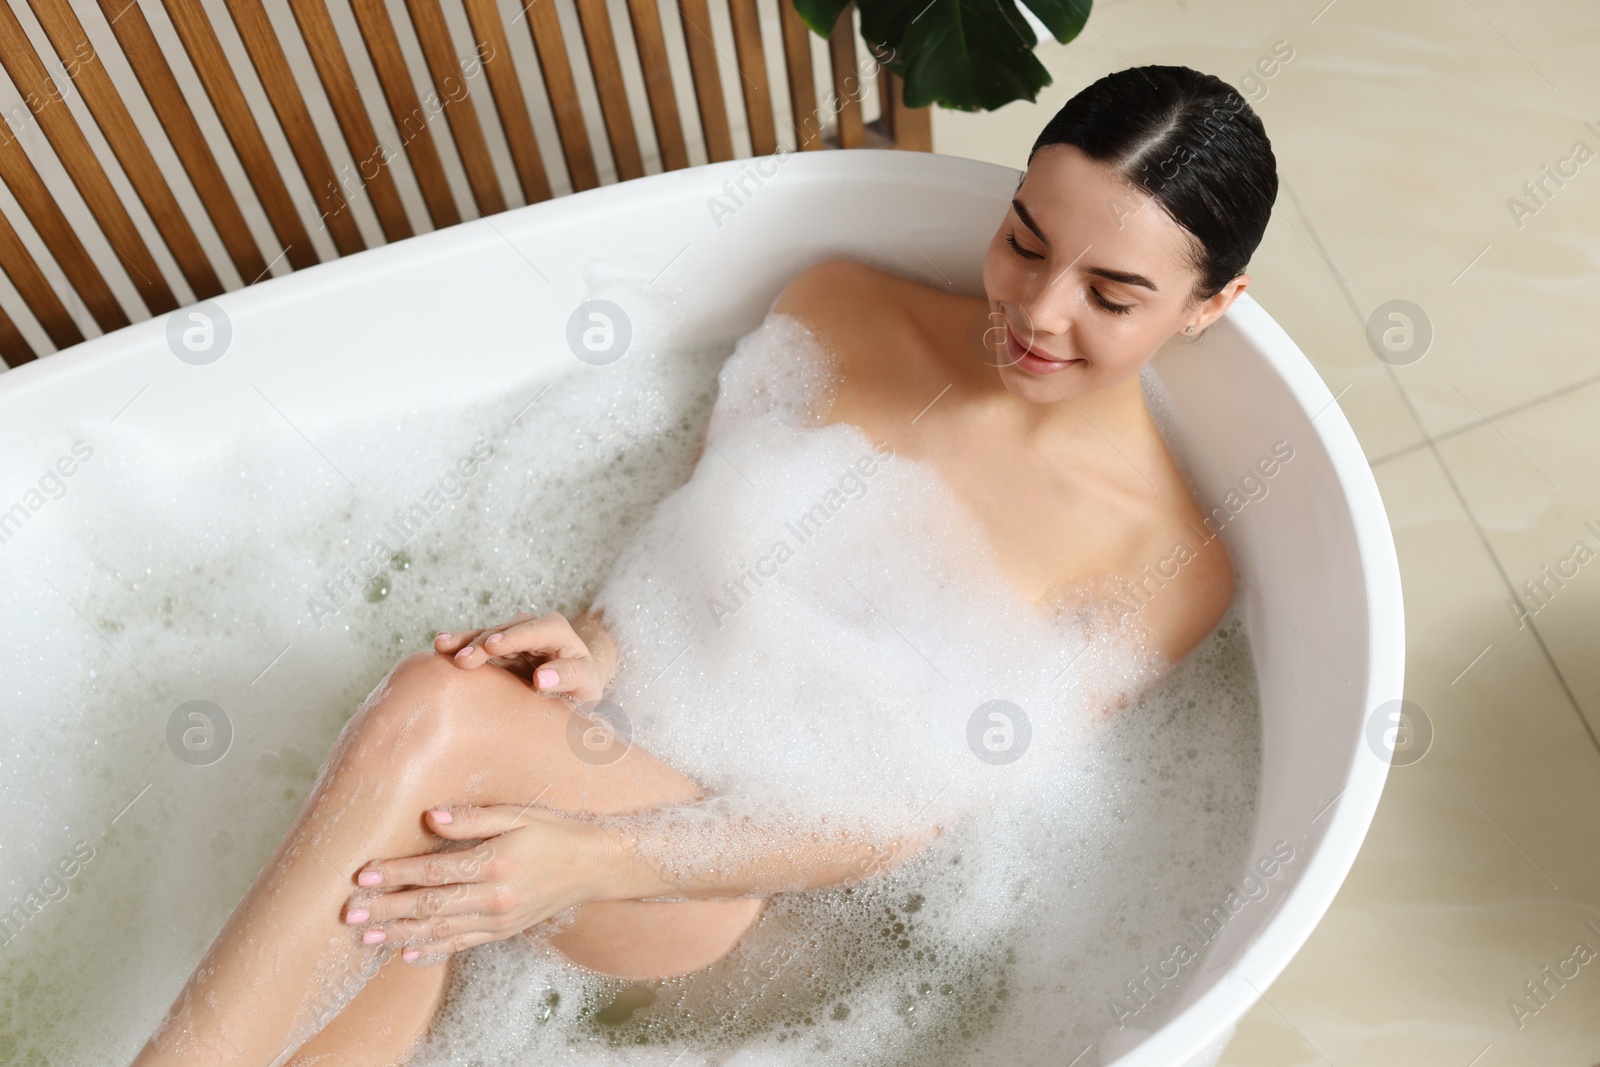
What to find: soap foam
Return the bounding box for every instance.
[0,305,1259,1067]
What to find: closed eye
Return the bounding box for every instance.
[1007,232,1134,316]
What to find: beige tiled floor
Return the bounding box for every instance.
[934,0,1600,1062]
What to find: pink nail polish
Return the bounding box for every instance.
[403,948,420,962]
[487,633,503,645]
[436,632,451,642]
[363,929,386,944]
[536,667,557,688]
[454,646,471,659]
[345,907,370,924]
[430,809,453,824]
[358,870,382,886]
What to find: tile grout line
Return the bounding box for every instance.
[1368,369,1600,469]
[1285,177,1600,763]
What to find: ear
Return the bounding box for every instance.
[1194,273,1251,332]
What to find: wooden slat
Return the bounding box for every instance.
[623,0,687,171]
[0,300,38,366]
[572,0,643,180]
[460,0,551,203]
[0,3,176,315]
[224,0,365,255]
[29,0,223,301]
[826,5,863,148]
[282,0,412,241]
[677,0,732,162]
[777,0,820,151]
[160,0,319,270]
[725,0,774,156]
[347,0,460,227]
[91,0,269,285]
[402,0,505,215]
[878,67,930,151]
[0,207,81,349]
[521,0,598,192]
[0,117,128,332]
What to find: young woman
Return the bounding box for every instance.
[132,63,1276,1066]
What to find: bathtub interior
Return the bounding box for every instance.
[0,151,1397,1066]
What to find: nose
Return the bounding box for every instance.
[1014,268,1076,341]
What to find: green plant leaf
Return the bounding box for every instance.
[792,0,854,37]
[858,0,1064,111]
[1018,0,1091,43]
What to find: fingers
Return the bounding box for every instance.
[524,656,604,703]
[432,612,537,660]
[452,613,588,672]
[344,880,509,929]
[355,842,497,890]
[396,927,508,966]
[423,803,536,841]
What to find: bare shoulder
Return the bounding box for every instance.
[1126,494,1237,667]
[771,258,924,334]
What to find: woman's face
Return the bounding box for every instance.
[979,142,1249,404]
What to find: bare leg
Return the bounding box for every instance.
[132,650,763,1067]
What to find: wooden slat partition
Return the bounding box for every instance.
[226,0,366,255]
[677,0,733,163]
[725,0,774,156]
[403,0,507,215]
[522,0,599,192]
[161,0,320,271]
[0,0,932,363]
[0,115,129,332]
[571,0,643,181]
[0,207,81,352]
[283,0,414,242]
[624,0,687,171]
[92,0,270,284]
[826,4,864,148]
[28,0,223,301]
[0,2,177,314]
[777,0,819,150]
[461,0,553,203]
[348,0,461,226]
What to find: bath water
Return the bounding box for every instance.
[0,307,1260,1067]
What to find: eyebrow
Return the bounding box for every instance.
[1011,198,1161,293]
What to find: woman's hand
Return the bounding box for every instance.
[342,803,620,965]
[433,610,615,704]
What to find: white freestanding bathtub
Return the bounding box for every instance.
[0,150,1402,1066]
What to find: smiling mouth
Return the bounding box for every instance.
[1005,322,1080,364]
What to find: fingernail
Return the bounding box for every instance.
[363,929,386,944]
[436,632,451,642]
[345,907,370,924]
[358,869,383,886]
[487,633,503,645]
[430,808,453,824]
[454,646,471,660]
[402,948,420,962]
[536,667,558,688]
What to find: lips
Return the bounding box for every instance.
[1004,323,1080,369]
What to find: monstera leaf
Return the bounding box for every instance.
[790,0,1092,111]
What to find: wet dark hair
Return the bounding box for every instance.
[1027,65,1278,307]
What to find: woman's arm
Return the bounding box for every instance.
[589,800,937,902]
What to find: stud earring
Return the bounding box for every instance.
[1185,325,1195,334]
